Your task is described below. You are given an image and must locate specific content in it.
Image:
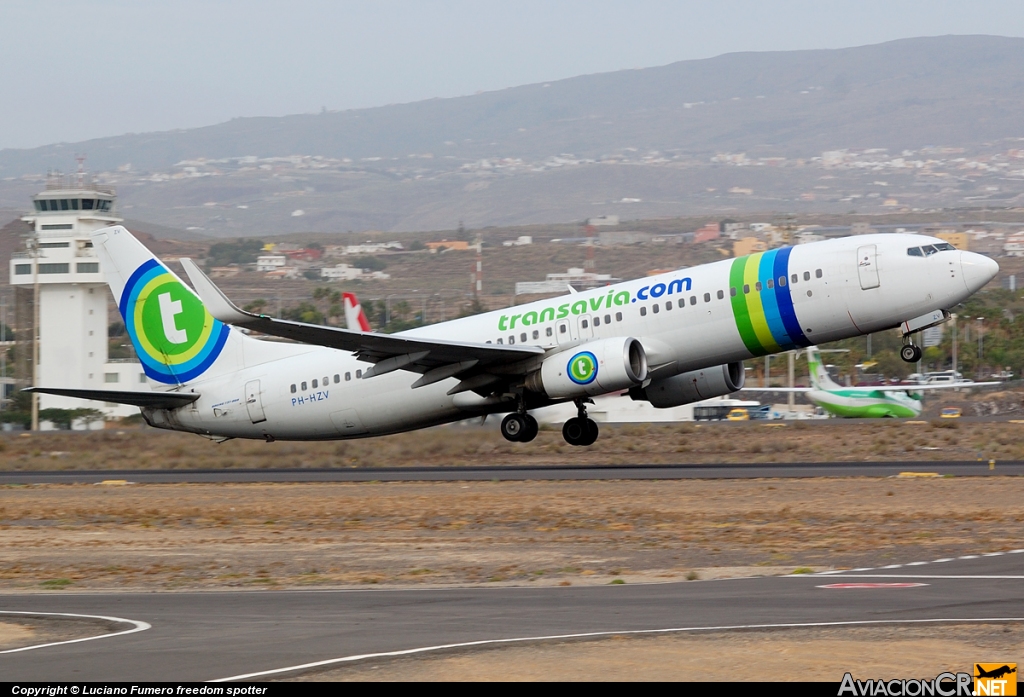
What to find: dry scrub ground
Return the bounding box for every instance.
[0,477,1021,592]
[2,418,1024,471]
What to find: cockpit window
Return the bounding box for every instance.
[934,242,956,251]
[907,247,923,257]
[921,245,938,256]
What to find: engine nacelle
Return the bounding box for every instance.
[630,362,744,408]
[526,337,648,399]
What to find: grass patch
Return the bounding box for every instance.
[609,578,625,584]
[791,567,814,575]
[40,578,72,589]
[685,571,700,581]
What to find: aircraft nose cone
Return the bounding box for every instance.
[960,252,999,294]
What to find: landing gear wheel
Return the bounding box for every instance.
[501,413,527,442]
[519,414,539,443]
[562,417,599,446]
[900,344,922,363]
[580,418,599,446]
[562,417,586,446]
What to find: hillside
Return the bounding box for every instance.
[3,36,1024,235]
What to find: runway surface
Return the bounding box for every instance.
[1,552,1021,681]
[3,460,1023,484]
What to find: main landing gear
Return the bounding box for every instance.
[500,412,539,443]
[562,399,598,447]
[499,399,599,446]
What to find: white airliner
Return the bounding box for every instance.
[29,227,997,445]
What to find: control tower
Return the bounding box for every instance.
[9,173,144,419]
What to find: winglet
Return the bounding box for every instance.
[179,258,256,324]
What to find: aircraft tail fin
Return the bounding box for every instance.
[806,346,840,390]
[92,225,240,386]
[343,292,371,332]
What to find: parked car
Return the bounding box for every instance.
[726,408,750,421]
[939,407,962,419]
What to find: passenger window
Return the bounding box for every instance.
[792,274,798,284]
[766,279,773,290]
[301,381,307,391]
[497,338,503,344]
[704,293,711,302]
[520,332,527,342]
[345,372,351,381]
[312,379,318,389]
[803,272,810,281]
[640,306,647,316]
[690,295,697,305]
[323,376,329,386]
[779,276,786,287]
[290,384,296,394]
[730,287,737,297]
[509,336,515,345]
[334,374,340,383]
[532,329,539,339]
[755,282,762,292]
[356,370,362,378]
[664,301,672,310]
[717,290,724,300]
[604,314,611,324]
[594,316,601,325]
[581,319,589,328]
[678,297,685,307]
[815,269,822,278]
[652,304,659,314]
[743,285,750,294]
[907,247,923,257]
[615,312,622,321]
[546,327,553,336]
[559,325,567,333]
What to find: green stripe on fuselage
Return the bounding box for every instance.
[729,256,762,355]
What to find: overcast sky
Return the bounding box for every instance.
[4,0,1024,150]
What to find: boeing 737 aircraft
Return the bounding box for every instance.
[744,346,999,418]
[29,227,998,445]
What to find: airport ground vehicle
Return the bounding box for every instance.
[940,407,962,418]
[726,408,750,421]
[30,227,998,445]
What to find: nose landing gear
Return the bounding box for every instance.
[900,344,922,363]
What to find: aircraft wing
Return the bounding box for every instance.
[180,259,544,391]
[24,387,199,409]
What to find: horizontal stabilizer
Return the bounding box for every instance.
[24,387,199,410]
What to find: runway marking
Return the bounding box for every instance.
[210,617,1024,683]
[0,610,151,654]
[810,547,1021,576]
[817,583,927,589]
[809,575,1024,580]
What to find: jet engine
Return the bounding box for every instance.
[525,337,648,399]
[629,362,744,408]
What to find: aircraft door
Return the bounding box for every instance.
[244,379,267,424]
[555,318,576,345]
[857,245,880,290]
[577,314,594,340]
